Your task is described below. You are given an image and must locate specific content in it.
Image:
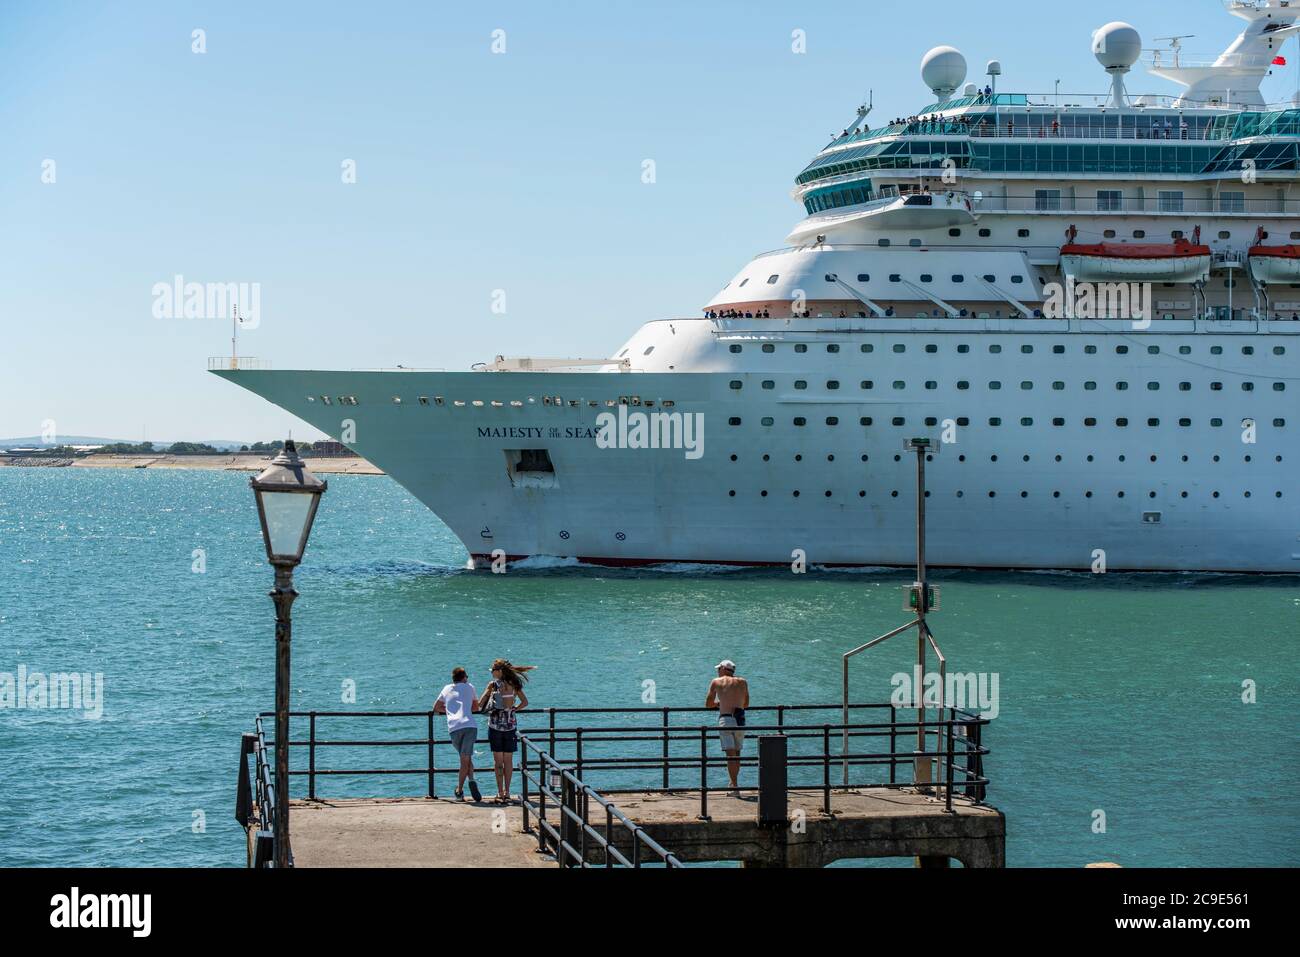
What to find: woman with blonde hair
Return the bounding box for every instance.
[477,659,534,804]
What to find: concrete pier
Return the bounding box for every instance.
[288,788,1004,869]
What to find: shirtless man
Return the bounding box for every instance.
[705,660,750,794]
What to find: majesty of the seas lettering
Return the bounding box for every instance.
[476,426,601,440]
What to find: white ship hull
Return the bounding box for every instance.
[216,318,1300,573]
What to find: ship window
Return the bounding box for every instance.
[1218,231,1231,240]
[1147,382,1160,391]
[762,380,775,390]
[827,344,840,354]
[952,275,965,283]
[1180,382,1191,391]
[1052,381,1065,391]
[827,380,841,390]
[890,274,902,282]
[1274,347,1286,355]
[1104,230,1117,239]
[949,229,962,237]
[1242,346,1254,355]
[925,381,938,390]
[1211,346,1223,355]
[1010,275,1025,284]
[1116,382,1129,390]
[1085,345,1098,354]
[1220,194,1244,213]
[958,344,971,354]
[794,380,808,390]
[729,381,743,390]
[1053,345,1065,354]
[1133,230,1146,239]
[1148,346,1160,355]
[793,417,807,427]
[1277,382,1287,392]
[892,381,906,390]
[761,417,774,426]
[989,381,1002,390]
[1275,418,1287,427]
[1158,191,1184,213]
[861,380,874,389]
[729,345,742,353]
[957,381,970,390]
[1116,345,1129,354]
[1084,381,1097,390]
[878,239,891,247]
[795,344,808,353]
[920,274,933,283]
[893,344,906,353]
[1116,418,1129,427]
[983,275,996,284]
[1172,230,1185,240]
[1148,418,1160,427]
[857,274,870,282]
[979,228,992,238]
[989,344,1002,353]
[1020,381,1033,390]
[1021,417,1034,426]
[826,417,839,426]
[729,417,742,426]
[1180,346,1192,354]
[1084,418,1097,427]
[861,344,874,353]
[1053,417,1066,426]
[1211,418,1223,426]
[989,418,1002,426]
[1180,418,1192,427]
[910,239,923,247]
[1018,229,1030,238]
[892,417,906,426]
[1034,190,1061,211]
[1242,382,1255,392]
[1211,382,1223,391]
[861,417,873,426]
[1021,345,1033,354]
[644,346,655,356]
[767,275,780,284]
[762,343,775,353]
[825,274,837,283]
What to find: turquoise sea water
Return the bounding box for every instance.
[1,467,1297,868]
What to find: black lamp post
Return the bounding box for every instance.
[249,440,327,868]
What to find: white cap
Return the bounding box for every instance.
[716,660,737,672]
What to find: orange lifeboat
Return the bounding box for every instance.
[1247,227,1300,283]
[1060,225,1211,283]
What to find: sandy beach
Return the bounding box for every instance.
[0,453,384,475]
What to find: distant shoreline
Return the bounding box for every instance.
[0,453,384,475]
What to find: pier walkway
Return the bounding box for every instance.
[237,705,1003,869]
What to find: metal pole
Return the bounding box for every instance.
[308,712,316,802]
[270,564,297,869]
[915,447,928,787]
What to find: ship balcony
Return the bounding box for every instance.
[973,195,1299,217]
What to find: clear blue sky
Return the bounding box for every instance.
[3,0,1293,442]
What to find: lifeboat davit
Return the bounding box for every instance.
[1059,225,1211,283]
[1247,227,1300,283]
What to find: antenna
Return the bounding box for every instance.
[1153,35,1195,69]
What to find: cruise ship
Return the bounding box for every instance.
[216,0,1300,573]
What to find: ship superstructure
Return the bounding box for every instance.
[217,1,1300,572]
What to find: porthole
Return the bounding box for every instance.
[761,417,774,426]
[793,417,807,427]
[762,380,775,390]
[729,380,743,390]
[762,344,775,354]
[795,344,808,354]
[794,380,808,390]
[728,417,742,426]
[729,345,742,354]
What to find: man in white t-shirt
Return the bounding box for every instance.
[434,667,482,802]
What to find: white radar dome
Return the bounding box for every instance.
[1092,22,1142,72]
[921,46,968,99]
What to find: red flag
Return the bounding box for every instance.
[1273,55,1287,66]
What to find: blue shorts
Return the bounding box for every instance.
[450,727,477,757]
[488,727,517,753]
